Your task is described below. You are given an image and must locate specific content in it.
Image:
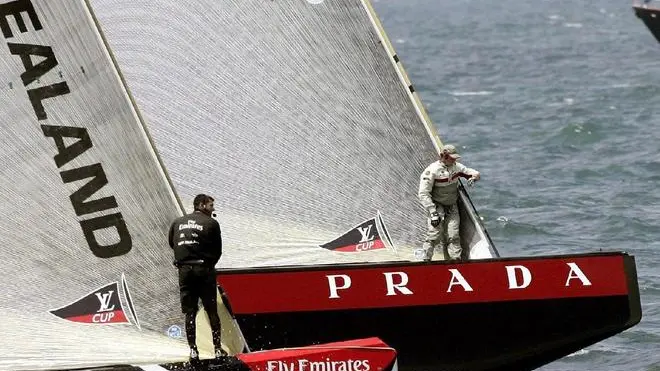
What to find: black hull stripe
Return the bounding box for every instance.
[233,295,639,371]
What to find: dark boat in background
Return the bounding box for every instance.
[634,1,660,42]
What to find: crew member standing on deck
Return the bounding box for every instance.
[169,194,227,362]
[418,144,480,262]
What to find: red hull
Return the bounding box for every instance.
[238,337,396,371]
[58,337,397,371]
[217,252,641,371]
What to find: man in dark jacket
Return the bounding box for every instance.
[168,194,226,361]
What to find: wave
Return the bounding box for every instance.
[449,91,494,96]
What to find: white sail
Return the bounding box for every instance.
[88,0,456,268]
[0,1,192,369]
[0,0,497,368]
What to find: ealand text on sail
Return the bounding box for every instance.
[1,0,132,259]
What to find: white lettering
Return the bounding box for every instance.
[266,359,371,371]
[177,240,199,246]
[310,361,325,371]
[92,311,115,323]
[383,272,413,296]
[355,360,368,371]
[357,225,374,242]
[362,360,371,371]
[447,269,473,292]
[179,220,204,231]
[95,290,115,312]
[565,262,592,286]
[355,241,374,251]
[327,275,351,299]
[505,265,532,289]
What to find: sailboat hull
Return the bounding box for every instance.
[634,5,660,43]
[216,252,641,371]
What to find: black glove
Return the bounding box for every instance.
[430,211,441,227]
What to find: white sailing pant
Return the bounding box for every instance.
[422,203,461,260]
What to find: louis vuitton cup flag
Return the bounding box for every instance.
[49,274,140,327]
[320,211,396,254]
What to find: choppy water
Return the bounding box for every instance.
[373,0,660,370]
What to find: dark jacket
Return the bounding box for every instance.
[168,211,222,267]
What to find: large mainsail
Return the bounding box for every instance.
[89,0,444,268]
[0,1,190,369]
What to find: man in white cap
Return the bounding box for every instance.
[418,144,480,261]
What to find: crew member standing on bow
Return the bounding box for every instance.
[168,194,226,361]
[418,144,480,261]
